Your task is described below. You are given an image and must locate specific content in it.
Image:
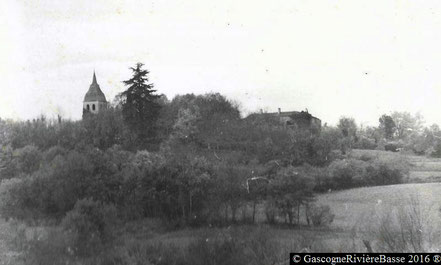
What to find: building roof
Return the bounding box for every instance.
[247,109,321,121]
[84,72,107,102]
[266,111,301,118]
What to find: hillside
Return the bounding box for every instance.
[350,149,441,183]
[316,182,441,229]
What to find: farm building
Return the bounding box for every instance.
[247,108,321,133]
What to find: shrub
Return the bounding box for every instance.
[15,145,42,175]
[0,177,38,221]
[354,137,377,150]
[61,198,118,257]
[308,204,334,226]
[385,144,397,152]
[328,159,368,189]
[365,163,404,186]
[359,153,374,162]
[43,145,66,163]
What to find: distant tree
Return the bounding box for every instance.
[337,117,357,153]
[120,63,161,149]
[81,107,126,149]
[15,145,42,175]
[0,118,12,146]
[391,112,424,140]
[171,108,200,144]
[338,117,357,138]
[353,125,378,150]
[379,114,396,140]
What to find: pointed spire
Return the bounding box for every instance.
[92,70,97,85]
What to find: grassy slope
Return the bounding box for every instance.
[350,149,441,183]
[316,182,441,229]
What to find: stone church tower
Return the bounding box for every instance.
[83,71,107,115]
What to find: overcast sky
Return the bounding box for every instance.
[1,0,441,126]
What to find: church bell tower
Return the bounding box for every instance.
[83,71,108,116]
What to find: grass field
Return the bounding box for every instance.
[316,182,441,229]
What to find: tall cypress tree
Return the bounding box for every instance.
[121,63,161,148]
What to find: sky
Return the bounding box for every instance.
[1,0,441,126]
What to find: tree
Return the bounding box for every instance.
[120,63,161,149]
[337,117,357,153]
[273,166,314,225]
[338,117,357,138]
[390,112,424,140]
[81,107,126,149]
[379,114,396,140]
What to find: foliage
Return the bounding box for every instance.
[14,145,42,175]
[391,112,424,140]
[272,166,315,225]
[61,198,117,257]
[328,159,367,189]
[308,204,334,226]
[81,107,127,149]
[379,114,396,140]
[337,117,357,153]
[119,63,161,149]
[326,157,407,190]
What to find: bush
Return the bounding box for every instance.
[365,162,404,186]
[308,204,334,226]
[324,156,407,190]
[328,159,368,189]
[385,143,399,152]
[354,137,377,150]
[43,145,66,163]
[61,198,118,257]
[15,145,42,175]
[0,177,39,221]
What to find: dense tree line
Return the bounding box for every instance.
[0,63,417,265]
[0,64,413,264]
[0,101,408,227]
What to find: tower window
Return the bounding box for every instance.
[87,104,90,110]
[92,104,96,111]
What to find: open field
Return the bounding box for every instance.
[316,182,441,229]
[350,149,441,183]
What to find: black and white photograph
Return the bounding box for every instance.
[1,0,441,264]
